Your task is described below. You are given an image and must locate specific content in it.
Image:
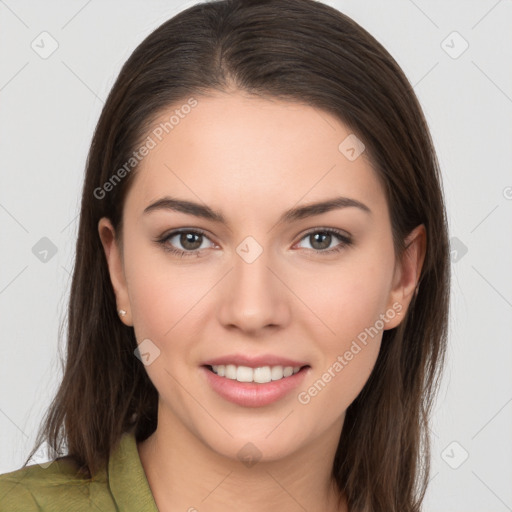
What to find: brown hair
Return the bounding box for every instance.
[24,1,450,510]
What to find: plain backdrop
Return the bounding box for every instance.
[1,1,511,510]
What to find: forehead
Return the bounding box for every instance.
[124,91,388,221]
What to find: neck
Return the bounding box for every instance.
[137,411,348,512]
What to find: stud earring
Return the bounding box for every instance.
[118,309,127,317]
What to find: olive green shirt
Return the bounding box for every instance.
[0,431,159,511]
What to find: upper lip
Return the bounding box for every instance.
[202,354,310,368]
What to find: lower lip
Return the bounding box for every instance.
[201,365,310,408]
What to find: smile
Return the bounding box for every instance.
[202,364,310,407]
[208,364,303,383]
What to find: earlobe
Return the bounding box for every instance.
[98,217,133,326]
[385,224,426,329]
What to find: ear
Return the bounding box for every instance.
[98,217,133,326]
[384,224,426,329]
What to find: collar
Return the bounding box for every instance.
[107,430,159,511]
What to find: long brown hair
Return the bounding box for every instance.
[24,1,450,510]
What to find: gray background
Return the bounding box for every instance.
[1,1,511,510]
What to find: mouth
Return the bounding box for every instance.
[203,364,310,384]
[200,363,311,407]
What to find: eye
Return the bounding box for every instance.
[295,228,352,255]
[156,229,215,257]
[156,227,352,258]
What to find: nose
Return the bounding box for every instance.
[217,245,291,334]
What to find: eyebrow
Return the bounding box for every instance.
[143,195,372,225]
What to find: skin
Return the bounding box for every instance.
[99,90,426,512]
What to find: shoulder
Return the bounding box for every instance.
[0,457,114,512]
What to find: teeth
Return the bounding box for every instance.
[225,364,237,380]
[210,364,302,383]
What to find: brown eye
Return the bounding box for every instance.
[178,232,203,251]
[296,228,352,254]
[309,232,332,250]
[157,229,214,257]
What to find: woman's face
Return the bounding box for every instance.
[100,91,423,462]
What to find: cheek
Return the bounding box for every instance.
[293,250,393,408]
[294,249,394,341]
[123,246,212,412]
[123,240,210,346]
[296,280,384,422]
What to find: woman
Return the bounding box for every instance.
[0,0,450,510]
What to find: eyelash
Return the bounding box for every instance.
[155,228,352,258]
